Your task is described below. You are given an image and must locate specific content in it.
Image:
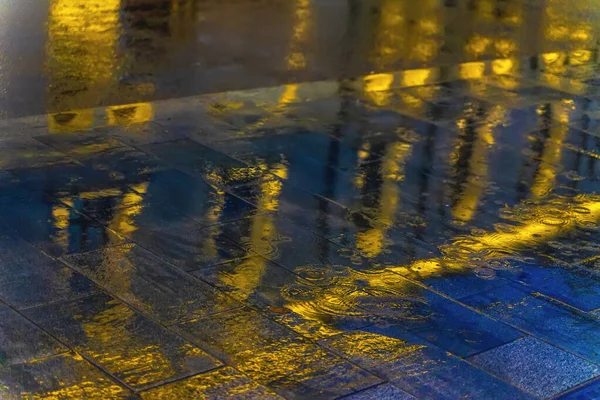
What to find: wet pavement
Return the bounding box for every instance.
[1,0,600,119]
[3,0,600,399]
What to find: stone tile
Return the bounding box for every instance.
[105,121,187,146]
[140,366,284,400]
[126,220,249,271]
[8,161,121,197]
[141,139,262,188]
[557,378,600,399]
[133,169,260,226]
[176,308,381,398]
[0,352,133,399]
[193,256,370,339]
[63,244,240,325]
[462,284,600,365]
[331,229,441,269]
[90,197,194,234]
[219,215,376,273]
[512,85,573,104]
[321,330,533,400]
[0,304,66,367]
[0,137,70,169]
[498,257,600,312]
[80,146,167,181]
[0,234,100,308]
[379,290,522,357]
[35,130,123,156]
[406,83,459,101]
[425,271,512,300]
[340,384,415,400]
[211,131,353,170]
[230,181,379,239]
[24,293,221,390]
[469,336,600,398]
[0,196,128,258]
[266,258,521,357]
[63,187,186,230]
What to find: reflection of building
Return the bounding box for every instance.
[45,0,203,131]
[45,0,121,131]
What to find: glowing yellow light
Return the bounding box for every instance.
[459,62,486,80]
[48,110,95,133]
[492,59,515,75]
[402,68,435,87]
[107,103,154,126]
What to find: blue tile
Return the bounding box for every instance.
[133,169,260,226]
[219,215,376,273]
[80,146,167,181]
[231,180,378,239]
[10,161,120,197]
[212,131,358,172]
[321,329,533,400]
[557,378,600,399]
[140,366,284,399]
[0,137,70,169]
[362,280,523,358]
[463,284,600,364]
[0,195,128,257]
[142,139,262,188]
[469,336,600,398]
[341,384,416,400]
[35,130,123,155]
[0,304,66,367]
[499,258,600,311]
[0,235,100,308]
[127,220,249,271]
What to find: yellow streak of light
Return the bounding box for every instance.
[107,103,154,126]
[459,62,486,80]
[355,142,412,257]
[530,101,571,199]
[46,0,120,123]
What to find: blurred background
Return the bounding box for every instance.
[1,0,598,119]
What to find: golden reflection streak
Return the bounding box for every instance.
[286,0,312,70]
[530,101,571,199]
[371,0,404,68]
[285,194,600,322]
[107,103,154,126]
[60,184,202,387]
[371,0,442,68]
[355,141,412,257]
[80,300,179,387]
[209,0,311,296]
[46,0,121,130]
[222,167,285,298]
[8,355,127,399]
[451,105,505,223]
[355,67,436,256]
[216,83,295,298]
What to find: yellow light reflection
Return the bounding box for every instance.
[286,0,312,70]
[46,0,120,120]
[285,193,600,325]
[107,103,154,126]
[459,62,486,80]
[363,73,394,106]
[530,101,570,199]
[355,141,413,257]
[451,106,505,223]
